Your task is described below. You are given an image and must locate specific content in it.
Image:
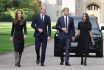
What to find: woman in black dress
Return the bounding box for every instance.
[11,10,27,67]
[75,13,94,66]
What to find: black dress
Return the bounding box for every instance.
[11,20,27,53]
[77,21,92,54]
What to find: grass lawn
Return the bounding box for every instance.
[0,22,56,54]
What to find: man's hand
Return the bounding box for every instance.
[48,36,51,41]
[38,28,43,33]
[72,37,75,41]
[62,28,68,33]
[10,37,13,41]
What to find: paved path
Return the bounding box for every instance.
[0,39,104,70]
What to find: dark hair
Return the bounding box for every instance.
[14,9,24,25]
[82,13,92,28]
[82,13,89,23]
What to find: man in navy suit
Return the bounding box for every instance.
[56,7,75,66]
[31,6,51,66]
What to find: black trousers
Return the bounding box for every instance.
[35,35,47,64]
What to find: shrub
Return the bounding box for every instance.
[0,13,12,22]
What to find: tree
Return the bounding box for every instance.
[0,0,13,14]
[0,0,40,21]
[0,0,40,14]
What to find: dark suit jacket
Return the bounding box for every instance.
[31,14,51,37]
[56,16,75,38]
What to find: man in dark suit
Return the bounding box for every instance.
[31,6,51,66]
[56,7,75,66]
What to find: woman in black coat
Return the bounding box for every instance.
[75,13,94,66]
[11,10,27,67]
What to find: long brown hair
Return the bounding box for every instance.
[14,10,24,25]
[82,13,89,23]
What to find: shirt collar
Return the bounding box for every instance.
[40,13,45,17]
[64,15,68,18]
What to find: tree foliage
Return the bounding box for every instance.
[0,0,40,14]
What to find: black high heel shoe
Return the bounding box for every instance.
[84,61,87,66]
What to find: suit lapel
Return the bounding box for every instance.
[62,16,65,27]
[68,16,71,27]
[38,14,42,22]
[38,14,44,25]
[43,15,46,24]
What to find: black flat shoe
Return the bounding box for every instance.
[84,63,87,66]
[17,65,21,67]
[36,60,40,64]
[60,62,64,65]
[84,61,87,66]
[17,63,21,67]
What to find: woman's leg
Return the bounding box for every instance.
[14,51,19,66]
[81,52,83,65]
[17,52,22,67]
[18,52,22,67]
[84,51,88,66]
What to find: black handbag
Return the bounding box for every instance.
[74,35,80,42]
[89,42,95,49]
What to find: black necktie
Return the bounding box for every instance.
[65,16,67,28]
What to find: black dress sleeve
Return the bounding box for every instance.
[69,17,75,37]
[11,22,15,36]
[78,22,81,30]
[88,22,92,31]
[24,20,27,35]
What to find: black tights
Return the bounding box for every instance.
[81,53,88,64]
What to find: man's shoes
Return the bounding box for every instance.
[36,60,40,64]
[41,63,45,66]
[60,62,64,65]
[15,62,21,67]
[65,62,71,66]
[16,63,21,67]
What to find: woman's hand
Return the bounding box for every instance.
[92,39,95,45]
[72,37,75,41]
[24,35,27,39]
[10,37,13,41]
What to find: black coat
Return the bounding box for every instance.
[11,20,27,52]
